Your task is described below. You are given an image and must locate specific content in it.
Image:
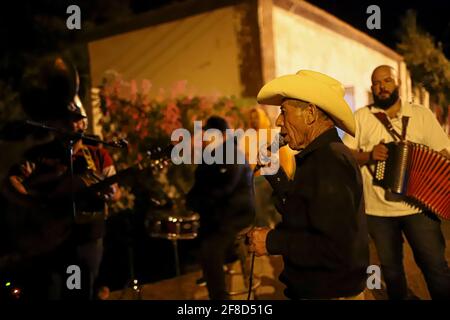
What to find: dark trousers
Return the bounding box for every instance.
[200,232,240,300]
[3,243,75,301]
[75,238,104,300]
[367,213,450,300]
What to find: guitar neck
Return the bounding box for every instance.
[88,166,140,192]
[87,154,168,192]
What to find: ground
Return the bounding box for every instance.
[109,220,450,300]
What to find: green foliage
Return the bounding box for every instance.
[397,10,450,107]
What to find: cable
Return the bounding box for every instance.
[246,164,261,301]
[247,251,256,300]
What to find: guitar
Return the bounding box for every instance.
[1,145,172,267]
[47,147,171,224]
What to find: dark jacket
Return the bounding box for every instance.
[186,140,255,236]
[266,128,368,299]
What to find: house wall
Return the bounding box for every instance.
[88,6,243,97]
[88,0,418,134]
[271,6,404,111]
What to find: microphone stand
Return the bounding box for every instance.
[25,120,128,149]
[23,120,130,300]
[68,138,77,220]
[247,164,260,301]
[247,250,256,300]
[24,120,128,219]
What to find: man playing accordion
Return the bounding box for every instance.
[343,65,450,300]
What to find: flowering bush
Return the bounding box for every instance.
[94,71,255,211]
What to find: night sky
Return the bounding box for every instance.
[1,0,449,56]
[0,0,448,85]
[307,0,450,57]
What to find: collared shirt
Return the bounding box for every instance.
[265,128,368,299]
[343,102,450,217]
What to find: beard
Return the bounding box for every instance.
[372,87,399,110]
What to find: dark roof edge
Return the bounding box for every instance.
[80,0,241,42]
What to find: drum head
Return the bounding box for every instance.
[146,209,200,240]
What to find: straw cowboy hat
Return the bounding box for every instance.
[257,70,356,136]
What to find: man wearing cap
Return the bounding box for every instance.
[247,70,369,300]
[187,116,255,300]
[1,56,119,300]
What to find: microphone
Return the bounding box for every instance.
[260,132,286,161]
[254,133,286,172]
[267,132,286,153]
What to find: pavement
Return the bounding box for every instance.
[110,220,450,300]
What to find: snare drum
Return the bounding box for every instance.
[147,212,200,240]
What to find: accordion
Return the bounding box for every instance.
[374,141,450,220]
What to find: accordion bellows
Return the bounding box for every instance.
[374,142,450,220]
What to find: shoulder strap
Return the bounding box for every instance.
[368,105,411,142]
[372,112,402,141]
[81,145,98,172]
[401,116,410,141]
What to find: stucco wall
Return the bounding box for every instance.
[88,6,242,97]
[272,6,402,111]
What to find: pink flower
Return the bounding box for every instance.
[140,129,149,139]
[141,79,152,96]
[104,96,112,109]
[113,80,121,96]
[182,97,192,105]
[143,102,151,112]
[224,99,235,109]
[130,80,137,101]
[156,88,165,103]
[171,80,187,98]
[160,102,182,136]
[136,120,142,131]
[198,97,212,112]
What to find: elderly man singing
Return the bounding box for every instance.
[248,70,369,300]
